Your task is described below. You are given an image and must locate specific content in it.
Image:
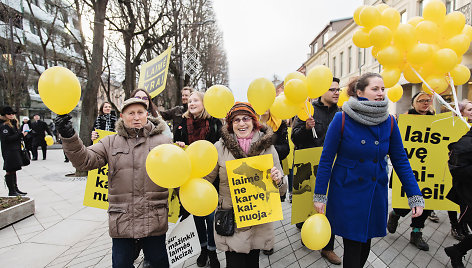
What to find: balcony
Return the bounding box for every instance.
[457,2,471,25]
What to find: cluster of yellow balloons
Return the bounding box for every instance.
[38,66,81,114]
[301,214,332,250]
[204,85,235,118]
[146,140,218,216]
[44,135,54,146]
[353,1,472,99]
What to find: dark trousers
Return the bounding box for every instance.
[32,143,47,159]
[324,234,335,251]
[455,235,472,254]
[393,208,432,228]
[194,211,216,250]
[112,235,168,268]
[342,238,371,268]
[225,249,260,268]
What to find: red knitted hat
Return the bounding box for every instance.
[225,102,258,125]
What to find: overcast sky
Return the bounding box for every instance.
[213,0,363,101]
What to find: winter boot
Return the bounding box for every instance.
[13,174,27,195]
[5,174,20,196]
[451,223,465,241]
[410,231,429,251]
[444,245,465,268]
[208,249,220,268]
[197,247,208,267]
[387,211,400,234]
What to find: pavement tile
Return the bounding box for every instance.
[371,257,387,268]
[378,246,399,265]
[270,252,297,268]
[388,253,411,268]
[411,250,433,268]
[298,250,320,267]
[306,255,327,267]
[0,242,69,267]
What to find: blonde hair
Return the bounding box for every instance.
[412,92,435,114]
[0,115,19,129]
[458,99,472,115]
[182,91,211,120]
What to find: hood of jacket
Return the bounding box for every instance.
[220,124,274,159]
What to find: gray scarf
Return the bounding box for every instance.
[342,96,389,126]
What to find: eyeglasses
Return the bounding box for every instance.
[233,116,251,124]
[417,99,432,104]
[135,96,149,101]
[328,88,340,93]
[5,113,14,115]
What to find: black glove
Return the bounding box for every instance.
[54,114,75,138]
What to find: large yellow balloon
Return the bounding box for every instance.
[297,100,314,121]
[44,135,54,146]
[380,7,400,31]
[270,94,300,120]
[446,34,471,56]
[415,21,440,44]
[284,79,308,104]
[442,11,466,38]
[247,78,276,115]
[393,23,416,51]
[376,46,401,67]
[180,178,218,216]
[369,25,392,48]
[408,16,424,27]
[381,68,401,88]
[449,64,471,85]
[359,6,381,29]
[433,48,458,74]
[462,25,472,42]
[306,65,333,99]
[387,84,403,103]
[337,87,349,107]
[407,43,433,65]
[185,140,218,178]
[204,85,235,118]
[284,71,307,85]
[422,75,449,95]
[38,66,81,115]
[375,3,389,13]
[353,6,366,26]
[352,28,371,48]
[301,214,332,250]
[422,0,446,25]
[146,144,191,188]
[403,65,422,84]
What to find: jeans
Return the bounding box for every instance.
[342,238,371,268]
[225,249,260,268]
[194,211,216,250]
[112,235,168,268]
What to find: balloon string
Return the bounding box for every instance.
[410,66,470,129]
[305,98,318,138]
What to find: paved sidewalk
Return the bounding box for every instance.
[0,149,470,267]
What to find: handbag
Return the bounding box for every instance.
[20,141,30,166]
[214,208,235,236]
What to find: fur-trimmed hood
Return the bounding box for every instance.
[115,116,167,138]
[220,124,274,159]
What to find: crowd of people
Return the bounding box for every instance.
[1,73,471,267]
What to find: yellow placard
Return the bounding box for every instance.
[226,154,283,228]
[137,45,172,98]
[291,147,323,224]
[83,129,179,223]
[392,113,468,211]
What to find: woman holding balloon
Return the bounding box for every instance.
[313,73,424,268]
[205,102,286,268]
[174,91,222,268]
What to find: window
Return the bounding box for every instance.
[323,32,329,45]
[332,56,336,77]
[418,0,423,16]
[30,20,38,35]
[340,52,344,77]
[358,47,364,68]
[31,52,43,66]
[401,10,408,24]
[348,46,352,73]
[314,42,318,54]
[446,0,455,13]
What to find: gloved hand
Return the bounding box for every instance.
[54,114,75,138]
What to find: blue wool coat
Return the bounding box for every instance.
[314,112,422,243]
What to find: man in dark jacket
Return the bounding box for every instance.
[31,114,53,160]
[160,86,193,136]
[291,77,341,265]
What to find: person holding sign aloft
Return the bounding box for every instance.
[313,73,424,268]
[204,102,286,268]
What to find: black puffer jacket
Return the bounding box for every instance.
[0,119,23,172]
[272,120,289,161]
[291,98,340,149]
[174,117,222,145]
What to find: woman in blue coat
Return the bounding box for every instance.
[313,73,424,268]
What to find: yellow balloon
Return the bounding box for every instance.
[393,24,416,50]
[446,34,471,56]
[461,25,472,42]
[376,45,401,67]
[433,48,458,74]
[306,65,333,99]
[352,28,371,48]
[204,85,235,118]
[297,100,314,121]
[369,25,392,48]
[407,43,433,65]
[442,11,466,38]
[403,65,422,84]
[415,21,440,44]
[371,46,381,58]
[180,178,218,216]
[185,140,218,178]
[353,6,366,26]
[38,66,81,115]
[387,84,403,103]
[270,94,300,120]
[284,71,307,85]
[338,87,349,107]
[449,64,471,85]
[422,75,449,95]
[359,6,381,29]
[301,214,332,251]
[146,144,191,188]
[380,7,400,31]
[381,68,401,88]
[408,16,424,27]
[284,79,308,104]
[247,78,276,115]
[422,0,446,25]
[375,3,390,13]
[44,135,54,146]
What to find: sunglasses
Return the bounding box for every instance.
[328,88,340,93]
[233,116,251,124]
[5,113,15,115]
[135,96,149,101]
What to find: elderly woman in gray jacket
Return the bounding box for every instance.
[54,98,172,268]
